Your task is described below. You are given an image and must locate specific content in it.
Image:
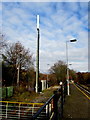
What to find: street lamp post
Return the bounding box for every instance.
[66,39,77,95]
[17,64,20,86]
[17,52,22,87]
[47,64,49,89]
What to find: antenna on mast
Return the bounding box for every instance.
[37,15,39,30]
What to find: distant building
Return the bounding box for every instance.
[41,80,46,91]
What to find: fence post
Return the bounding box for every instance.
[53,90,58,119]
[32,104,35,116]
[18,103,21,118]
[6,102,8,118]
[64,81,67,101]
[48,103,49,119]
[46,103,49,119]
[66,80,68,95]
[61,85,63,118]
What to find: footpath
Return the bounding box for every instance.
[63,83,90,119]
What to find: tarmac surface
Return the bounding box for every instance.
[63,83,90,119]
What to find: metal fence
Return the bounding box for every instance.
[32,81,67,120]
[0,82,67,120]
[0,101,44,119]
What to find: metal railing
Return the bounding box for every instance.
[0,82,67,120]
[0,101,44,119]
[32,81,67,120]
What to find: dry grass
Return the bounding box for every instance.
[7,86,60,103]
[32,86,59,103]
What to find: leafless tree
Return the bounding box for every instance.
[2,41,34,86]
[0,33,7,50]
[50,60,67,84]
[2,41,34,70]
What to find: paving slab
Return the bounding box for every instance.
[63,83,90,119]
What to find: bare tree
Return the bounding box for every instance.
[2,41,34,86]
[2,41,34,70]
[50,60,67,84]
[50,60,77,84]
[0,33,7,50]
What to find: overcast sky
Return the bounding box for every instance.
[1,2,88,73]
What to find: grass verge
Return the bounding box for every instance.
[6,86,60,103]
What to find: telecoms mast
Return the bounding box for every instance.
[36,15,40,93]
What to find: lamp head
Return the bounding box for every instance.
[70,39,77,42]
